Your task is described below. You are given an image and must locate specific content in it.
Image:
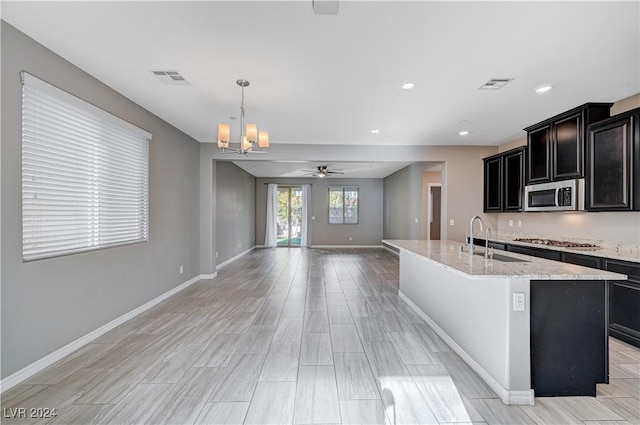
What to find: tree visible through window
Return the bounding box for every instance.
[329,187,359,224]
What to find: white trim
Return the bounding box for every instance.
[383,246,399,256]
[200,272,218,280]
[0,273,210,394]
[216,246,255,270]
[311,245,383,249]
[398,291,535,406]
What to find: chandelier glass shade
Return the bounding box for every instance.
[217,79,269,154]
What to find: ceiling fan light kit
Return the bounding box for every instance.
[217,79,269,155]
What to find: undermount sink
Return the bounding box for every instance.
[473,251,530,263]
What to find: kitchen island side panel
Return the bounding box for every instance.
[399,250,532,401]
[530,279,608,396]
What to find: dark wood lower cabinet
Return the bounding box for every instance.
[506,244,563,261]
[531,280,608,396]
[609,281,640,347]
[475,241,640,349]
[605,259,640,347]
[563,252,602,269]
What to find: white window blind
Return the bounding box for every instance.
[21,72,151,261]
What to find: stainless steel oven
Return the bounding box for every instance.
[524,179,585,212]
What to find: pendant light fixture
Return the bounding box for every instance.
[218,79,269,154]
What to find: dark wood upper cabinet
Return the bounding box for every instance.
[587,108,640,211]
[483,146,526,212]
[525,103,613,184]
[484,156,503,212]
[527,125,551,183]
[554,113,582,180]
[504,148,526,211]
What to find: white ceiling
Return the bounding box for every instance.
[2,1,639,178]
[231,160,415,178]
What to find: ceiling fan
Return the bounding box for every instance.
[303,165,344,178]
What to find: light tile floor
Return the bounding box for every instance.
[1,248,638,424]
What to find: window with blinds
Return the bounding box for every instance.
[21,72,151,261]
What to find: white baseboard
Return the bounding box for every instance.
[200,272,217,280]
[398,291,535,406]
[383,246,399,256]
[216,246,255,270]
[0,273,211,394]
[311,245,383,249]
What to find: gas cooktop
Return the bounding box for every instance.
[513,238,600,249]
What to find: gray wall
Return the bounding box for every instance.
[384,163,441,240]
[383,147,499,242]
[201,144,497,262]
[255,178,384,246]
[216,161,256,264]
[1,22,201,378]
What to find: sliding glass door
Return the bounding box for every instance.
[277,186,303,247]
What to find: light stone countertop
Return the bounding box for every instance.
[383,239,628,281]
[484,233,640,264]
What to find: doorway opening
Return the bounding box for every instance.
[428,183,442,240]
[277,186,303,247]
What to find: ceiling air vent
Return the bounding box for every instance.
[151,70,190,86]
[479,78,513,90]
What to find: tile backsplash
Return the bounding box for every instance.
[496,211,640,248]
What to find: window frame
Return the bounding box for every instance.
[328,186,359,224]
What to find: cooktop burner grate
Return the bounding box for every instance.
[513,238,600,249]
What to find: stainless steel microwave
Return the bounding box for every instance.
[524,179,585,212]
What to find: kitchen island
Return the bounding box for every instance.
[383,239,627,406]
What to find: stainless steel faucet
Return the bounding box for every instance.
[468,215,484,255]
[485,227,492,259]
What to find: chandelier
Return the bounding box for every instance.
[217,79,269,154]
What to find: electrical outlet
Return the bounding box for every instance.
[216,252,219,258]
[179,265,184,274]
[449,219,455,226]
[517,220,522,228]
[509,219,513,227]
[415,218,418,224]
[513,293,525,311]
[349,236,353,241]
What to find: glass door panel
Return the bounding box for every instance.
[277,187,302,247]
[289,188,302,246]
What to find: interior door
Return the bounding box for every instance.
[277,186,303,247]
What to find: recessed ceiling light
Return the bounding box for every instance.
[370,129,380,134]
[459,130,470,136]
[401,82,415,90]
[535,84,554,94]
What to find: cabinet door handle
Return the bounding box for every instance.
[556,188,562,207]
